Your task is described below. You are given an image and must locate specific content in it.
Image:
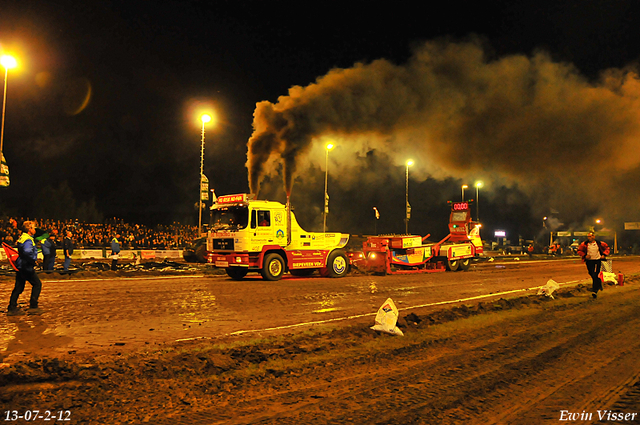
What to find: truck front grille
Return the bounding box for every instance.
[213,238,234,251]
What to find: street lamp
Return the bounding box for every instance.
[461,184,468,201]
[543,216,553,247]
[594,218,617,253]
[323,142,334,232]
[475,181,483,221]
[405,159,414,234]
[1,54,18,155]
[373,206,380,235]
[198,113,212,235]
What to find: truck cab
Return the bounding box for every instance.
[206,194,350,281]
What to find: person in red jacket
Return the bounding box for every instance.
[577,232,610,299]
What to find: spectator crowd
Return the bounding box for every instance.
[1,217,198,250]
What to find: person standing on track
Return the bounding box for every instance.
[63,230,74,272]
[7,221,43,315]
[577,231,610,299]
[110,233,121,271]
[42,233,57,271]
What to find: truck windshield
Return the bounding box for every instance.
[209,206,249,231]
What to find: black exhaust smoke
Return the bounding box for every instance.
[246,38,640,222]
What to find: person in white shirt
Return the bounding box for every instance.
[577,232,610,299]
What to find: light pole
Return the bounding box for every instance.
[405,159,413,234]
[1,54,18,156]
[594,218,616,254]
[461,184,468,201]
[475,181,483,221]
[543,216,553,248]
[198,114,212,235]
[323,142,334,232]
[373,206,380,235]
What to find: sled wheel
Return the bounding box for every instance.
[326,250,349,278]
[261,253,285,281]
[459,258,470,271]
[226,268,248,280]
[446,259,460,272]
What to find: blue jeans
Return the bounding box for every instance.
[64,256,71,271]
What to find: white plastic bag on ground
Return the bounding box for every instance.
[602,272,618,284]
[371,298,404,336]
[537,279,560,299]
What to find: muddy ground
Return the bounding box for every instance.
[1,260,640,424]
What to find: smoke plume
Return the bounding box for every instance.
[246,38,640,218]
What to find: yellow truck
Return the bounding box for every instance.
[205,194,350,280]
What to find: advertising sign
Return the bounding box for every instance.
[200,175,209,200]
[217,194,247,204]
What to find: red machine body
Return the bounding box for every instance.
[352,201,483,274]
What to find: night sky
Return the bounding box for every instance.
[1,1,640,246]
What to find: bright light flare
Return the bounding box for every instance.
[326,142,335,150]
[406,159,414,167]
[475,181,483,188]
[0,55,18,70]
[201,114,212,124]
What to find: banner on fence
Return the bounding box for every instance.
[1,248,184,263]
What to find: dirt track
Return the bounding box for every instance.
[1,257,640,424]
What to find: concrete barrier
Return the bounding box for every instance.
[1,248,184,262]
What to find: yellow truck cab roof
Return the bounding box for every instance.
[211,194,349,250]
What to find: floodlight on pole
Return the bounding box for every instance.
[323,142,335,232]
[198,113,212,235]
[1,54,18,155]
[405,159,414,234]
[461,184,468,201]
[475,181,483,221]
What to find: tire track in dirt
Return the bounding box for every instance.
[596,376,640,423]
[168,288,640,425]
[3,269,640,424]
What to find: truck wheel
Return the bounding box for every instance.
[226,268,248,280]
[325,250,349,278]
[459,258,470,271]
[195,244,208,263]
[261,253,285,281]
[183,251,197,263]
[446,259,460,272]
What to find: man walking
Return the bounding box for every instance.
[7,221,43,315]
[578,231,610,299]
[110,233,121,271]
[63,230,74,272]
[42,233,57,271]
